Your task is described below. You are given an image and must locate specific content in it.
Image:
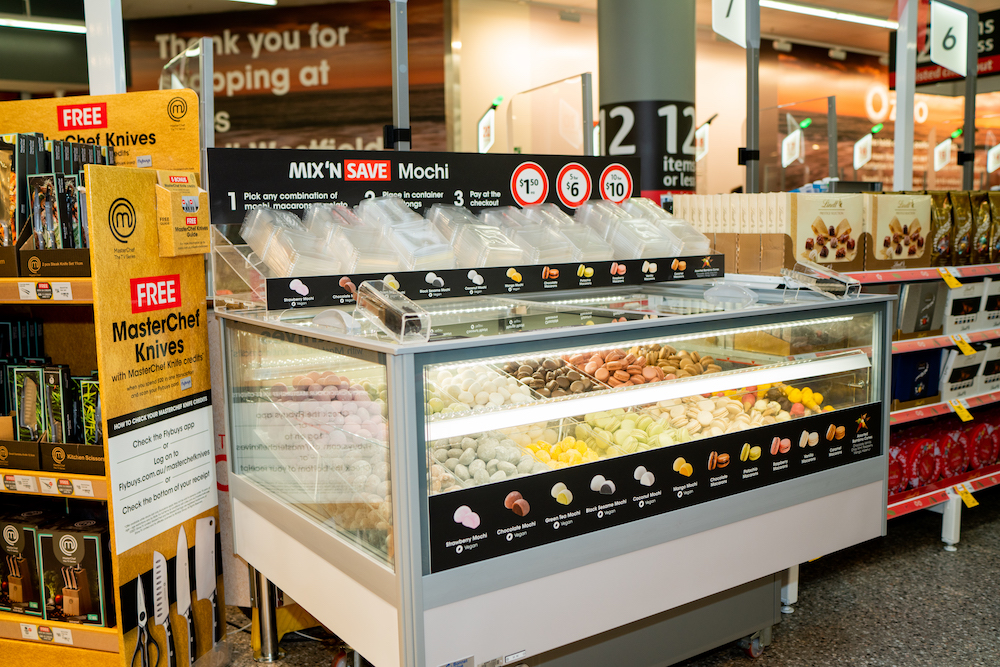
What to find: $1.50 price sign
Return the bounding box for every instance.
[511,161,550,207]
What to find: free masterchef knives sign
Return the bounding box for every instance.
[207,148,641,223]
[0,89,200,173]
[86,166,223,658]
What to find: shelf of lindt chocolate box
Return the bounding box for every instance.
[848,263,1000,285]
[0,468,108,501]
[0,277,93,304]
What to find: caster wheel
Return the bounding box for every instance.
[743,636,764,659]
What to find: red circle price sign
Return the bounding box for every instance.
[511,161,550,207]
[556,163,592,208]
[599,163,634,204]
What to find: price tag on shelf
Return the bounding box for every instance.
[13,475,38,492]
[949,398,974,422]
[951,334,976,356]
[955,484,979,508]
[938,267,962,289]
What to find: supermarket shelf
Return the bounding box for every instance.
[0,277,93,304]
[848,263,1000,285]
[0,468,108,501]
[887,462,1000,519]
[892,326,1000,354]
[0,611,119,654]
[889,391,1000,426]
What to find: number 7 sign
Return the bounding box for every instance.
[712,0,746,48]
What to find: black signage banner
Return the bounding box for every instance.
[428,403,880,572]
[207,149,643,225]
[263,254,723,310]
[601,100,696,197]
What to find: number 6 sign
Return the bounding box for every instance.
[930,1,971,77]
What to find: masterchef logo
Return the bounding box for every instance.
[131,274,181,313]
[109,198,137,243]
[168,175,189,184]
[345,159,390,181]
[57,102,108,131]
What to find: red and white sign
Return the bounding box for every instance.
[56,103,108,131]
[345,159,391,181]
[130,274,181,313]
[168,175,190,184]
[510,161,549,207]
[556,163,592,208]
[599,163,633,204]
[185,216,198,226]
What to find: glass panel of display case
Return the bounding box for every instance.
[224,321,393,567]
[425,311,877,495]
[507,74,591,155]
[423,310,882,571]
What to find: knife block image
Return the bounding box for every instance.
[1,511,49,617]
[39,519,114,626]
[61,566,92,617]
[8,558,34,603]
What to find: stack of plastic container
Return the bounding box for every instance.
[622,197,712,255]
[359,198,457,271]
[575,201,684,259]
[327,226,402,273]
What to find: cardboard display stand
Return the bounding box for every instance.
[0,94,225,666]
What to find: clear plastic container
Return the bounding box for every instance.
[622,197,711,254]
[610,218,684,259]
[505,224,577,264]
[284,249,343,278]
[574,200,625,240]
[240,207,306,257]
[428,204,481,243]
[478,206,532,230]
[357,196,422,228]
[453,224,525,268]
[328,226,402,273]
[386,221,457,270]
[521,203,575,227]
[557,224,613,262]
[303,204,368,237]
[262,228,319,276]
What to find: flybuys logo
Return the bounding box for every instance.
[57,102,108,131]
[109,198,137,243]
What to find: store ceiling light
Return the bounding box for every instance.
[0,14,86,33]
[228,0,278,5]
[759,0,898,30]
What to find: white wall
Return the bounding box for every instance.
[457,0,599,154]
[456,1,748,193]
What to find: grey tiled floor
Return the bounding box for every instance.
[228,486,1000,666]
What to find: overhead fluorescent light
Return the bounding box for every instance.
[229,0,278,5]
[759,0,898,30]
[0,14,86,34]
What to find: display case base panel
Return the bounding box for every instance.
[424,481,883,667]
[520,574,780,667]
[232,499,399,667]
